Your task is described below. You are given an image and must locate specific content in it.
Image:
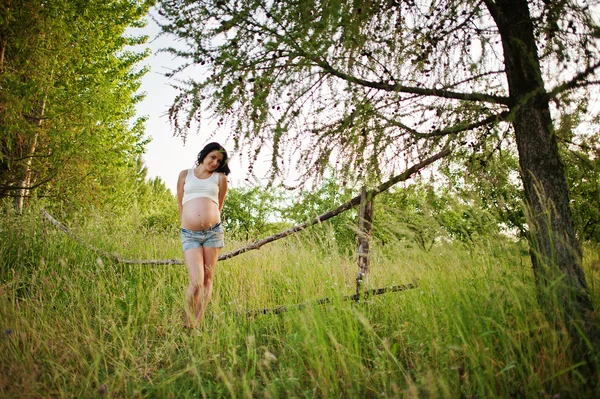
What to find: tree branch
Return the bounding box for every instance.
[1,173,57,191]
[546,60,600,100]
[382,110,512,139]
[309,56,510,105]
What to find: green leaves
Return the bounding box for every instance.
[222,185,287,240]
[561,132,600,243]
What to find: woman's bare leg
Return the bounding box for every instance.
[198,246,221,322]
[184,247,205,326]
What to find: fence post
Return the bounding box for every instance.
[356,186,374,301]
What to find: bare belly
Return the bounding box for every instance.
[181,197,221,230]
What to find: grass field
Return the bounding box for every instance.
[1,206,599,398]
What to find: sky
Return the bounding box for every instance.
[131,10,268,194]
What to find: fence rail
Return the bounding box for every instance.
[246,283,418,316]
[41,148,449,313]
[42,147,450,265]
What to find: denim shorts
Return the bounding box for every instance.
[180,223,224,251]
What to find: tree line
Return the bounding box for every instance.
[0,0,160,215]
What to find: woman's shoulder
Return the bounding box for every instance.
[178,169,191,180]
[217,172,228,186]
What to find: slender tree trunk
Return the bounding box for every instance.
[356,186,374,299]
[15,96,45,213]
[0,0,7,73]
[0,39,5,72]
[485,0,595,364]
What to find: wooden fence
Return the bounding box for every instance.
[42,148,450,305]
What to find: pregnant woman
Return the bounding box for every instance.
[177,142,230,327]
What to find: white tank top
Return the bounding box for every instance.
[182,169,220,205]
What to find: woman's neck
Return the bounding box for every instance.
[195,164,212,177]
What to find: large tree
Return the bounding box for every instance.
[0,0,154,212]
[157,0,600,361]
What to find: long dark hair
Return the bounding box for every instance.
[196,142,231,176]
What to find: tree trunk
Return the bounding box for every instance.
[486,0,595,364]
[356,186,374,299]
[15,96,46,213]
[0,39,5,72]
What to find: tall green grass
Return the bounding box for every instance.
[1,205,599,398]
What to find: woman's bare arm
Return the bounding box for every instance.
[177,169,187,215]
[218,173,228,213]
